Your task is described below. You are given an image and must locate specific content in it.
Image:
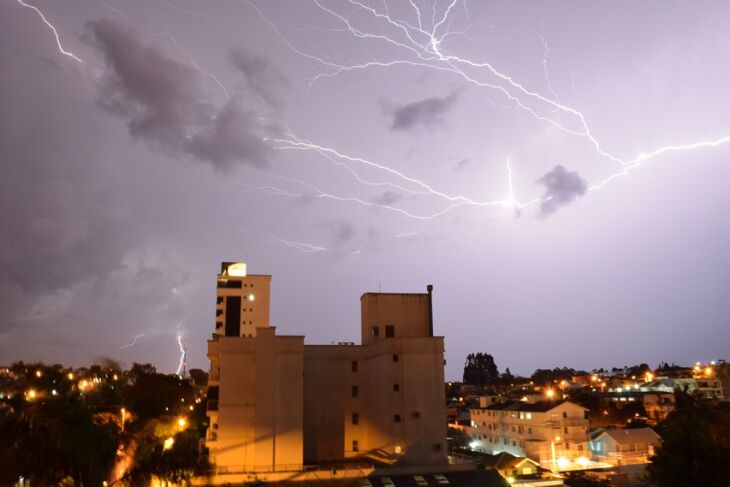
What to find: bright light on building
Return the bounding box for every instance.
[469,440,479,449]
[557,457,570,468]
[248,294,255,301]
[545,388,555,399]
[576,456,590,467]
[163,437,175,450]
[506,476,515,485]
[226,262,247,277]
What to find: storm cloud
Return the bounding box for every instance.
[537,165,588,216]
[230,47,288,107]
[86,19,273,170]
[390,91,460,131]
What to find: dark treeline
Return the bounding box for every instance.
[0,361,208,486]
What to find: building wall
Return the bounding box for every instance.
[208,328,304,472]
[361,293,431,345]
[303,345,362,463]
[303,337,447,466]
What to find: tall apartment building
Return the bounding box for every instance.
[469,397,590,469]
[206,262,447,474]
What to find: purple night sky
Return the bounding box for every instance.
[1,0,729,379]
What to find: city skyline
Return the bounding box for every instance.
[1,0,729,379]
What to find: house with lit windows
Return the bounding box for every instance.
[468,397,592,471]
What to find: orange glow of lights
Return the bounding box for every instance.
[545,389,555,399]
[35,370,42,378]
[26,389,37,400]
[163,437,174,450]
[177,417,187,429]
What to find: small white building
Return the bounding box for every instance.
[590,427,661,466]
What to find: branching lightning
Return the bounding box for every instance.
[239,0,730,219]
[15,0,84,63]
[118,333,146,350]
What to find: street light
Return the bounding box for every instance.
[121,408,126,433]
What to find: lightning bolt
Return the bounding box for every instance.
[118,333,146,350]
[15,0,84,63]
[269,237,328,253]
[242,0,730,218]
[176,332,186,376]
[154,32,231,98]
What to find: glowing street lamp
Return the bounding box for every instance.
[177,417,187,430]
[545,388,555,399]
[163,437,175,450]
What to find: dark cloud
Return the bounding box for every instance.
[536,165,588,216]
[373,191,402,205]
[229,47,288,107]
[324,220,357,243]
[390,91,460,131]
[85,19,272,169]
[454,158,470,171]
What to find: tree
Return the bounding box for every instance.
[123,363,194,421]
[0,393,119,486]
[647,392,730,487]
[462,353,499,385]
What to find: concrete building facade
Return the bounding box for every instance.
[206,262,447,474]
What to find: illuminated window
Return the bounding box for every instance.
[352,413,359,425]
[385,325,395,337]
